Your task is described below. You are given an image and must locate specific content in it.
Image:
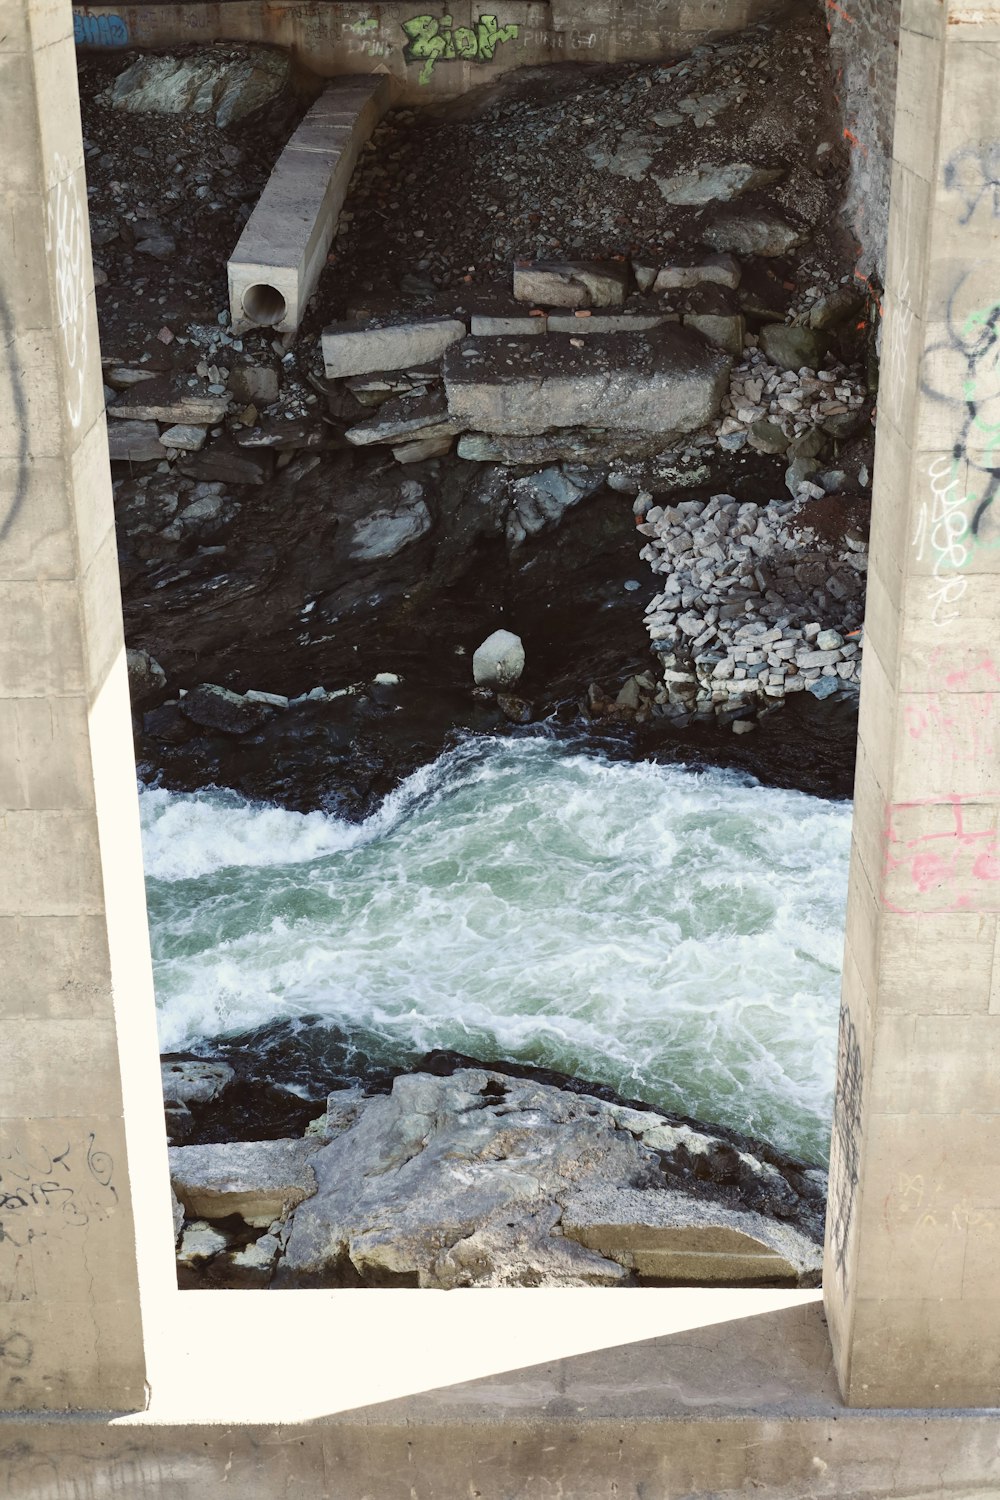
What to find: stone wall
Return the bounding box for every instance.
[73,0,791,101]
[823,0,902,284]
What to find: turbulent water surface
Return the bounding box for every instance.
[141,736,851,1164]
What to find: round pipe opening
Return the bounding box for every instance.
[241,282,288,327]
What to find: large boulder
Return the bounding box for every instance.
[180,683,274,736]
[472,629,526,689]
[270,1070,824,1289]
[759,323,829,372]
[103,46,290,128]
[444,328,731,438]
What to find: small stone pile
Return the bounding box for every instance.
[715,345,869,464]
[637,491,867,730]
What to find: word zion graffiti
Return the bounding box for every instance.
[402,14,520,84]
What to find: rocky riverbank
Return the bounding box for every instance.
[166,1056,826,1289]
[80,1,873,819]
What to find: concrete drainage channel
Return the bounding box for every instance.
[228,75,391,332]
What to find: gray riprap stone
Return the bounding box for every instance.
[159,423,206,450]
[655,164,784,206]
[444,328,731,437]
[584,131,655,182]
[169,1138,322,1228]
[180,683,273,736]
[684,312,746,357]
[512,261,629,309]
[322,319,466,379]
[126,647,167,707]
[392,435,454,464]
[505,466,600,546]
[104,46,290,128]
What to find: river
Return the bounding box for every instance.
[141,734,851,1165]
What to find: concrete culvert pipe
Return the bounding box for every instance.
[241,283,287,327]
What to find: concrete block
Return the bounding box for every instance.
[444,327,731,437]
[322,318,466,379]
[105,419,162,463]
[229,76,392,332]
[470,313,548,336]
[547,313,669,335]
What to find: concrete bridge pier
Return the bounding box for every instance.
[825,0,1000,1410]
[0,0,169,1413]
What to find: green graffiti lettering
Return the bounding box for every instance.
[452,25,478,57]
[402,12,520,81]
[476,14,519,61]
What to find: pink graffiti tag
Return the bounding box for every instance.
[884,795,1000,914]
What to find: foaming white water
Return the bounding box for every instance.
[141,738,851,1162]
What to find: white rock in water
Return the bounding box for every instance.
[473,630,525,690]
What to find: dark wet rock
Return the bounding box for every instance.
[760,323,829,372]
[126,647,167,707]
[180,683,274,735]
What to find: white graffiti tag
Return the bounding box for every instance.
[884,259,914,427]
[913,456,971,627]
[44,155,89,428]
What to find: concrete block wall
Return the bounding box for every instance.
[823,0,902,284]
[72,0,789,100]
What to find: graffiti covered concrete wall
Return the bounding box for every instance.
[72,0,789,99]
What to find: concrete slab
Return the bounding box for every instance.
[228,75,392,333]
[443,328,731,436]
[322,318,466,378]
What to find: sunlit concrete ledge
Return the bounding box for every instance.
[3,1292,1000,1498]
